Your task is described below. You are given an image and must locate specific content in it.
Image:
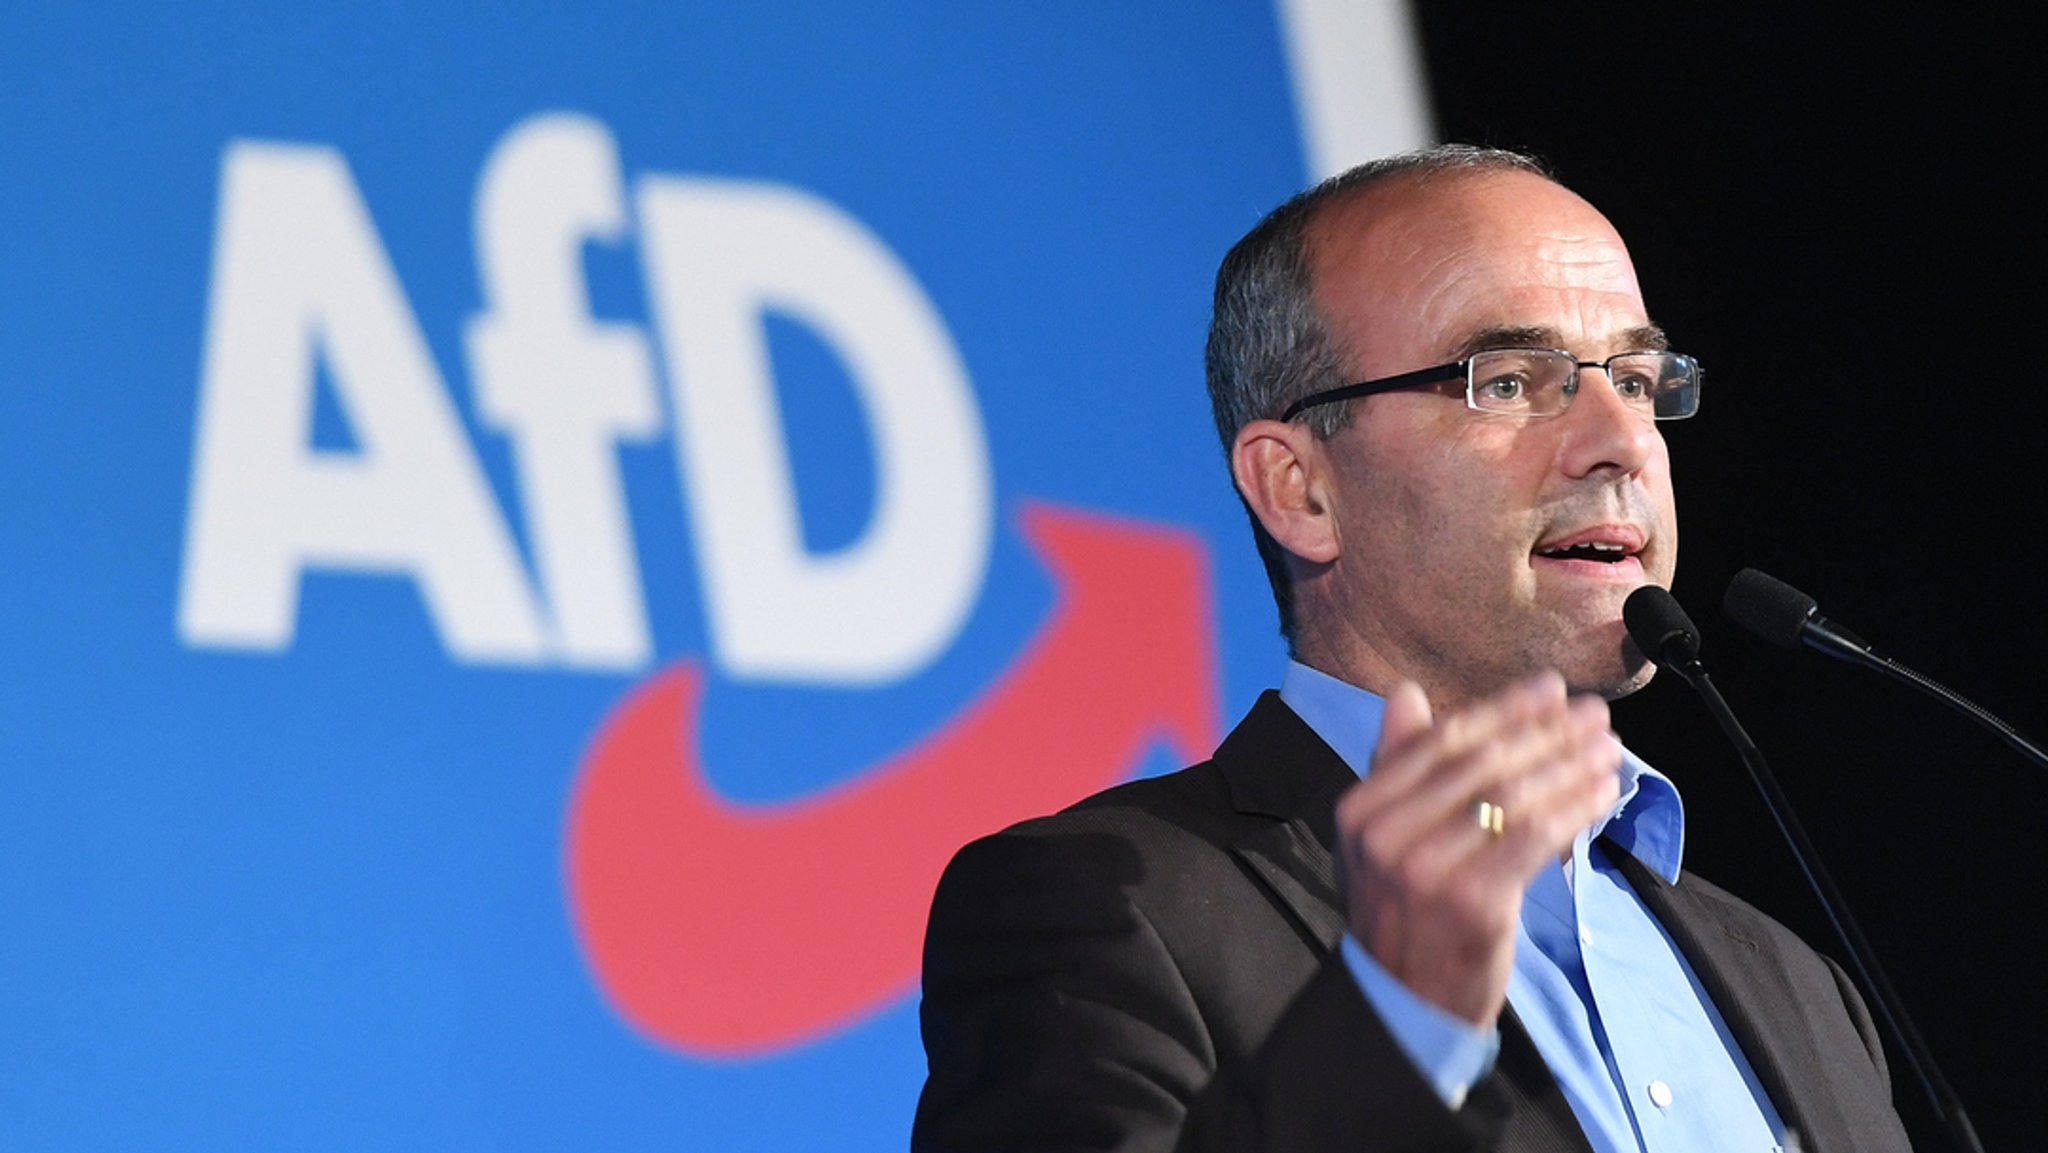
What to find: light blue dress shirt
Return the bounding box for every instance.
[1281,661,1790,1152]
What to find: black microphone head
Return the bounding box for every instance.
[1722,568,1817,649]
[1623,585,1701,668]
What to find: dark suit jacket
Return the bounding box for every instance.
[914,692,1914,1152]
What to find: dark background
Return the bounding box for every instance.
[1414,6,2046,1149]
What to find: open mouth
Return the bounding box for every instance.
[1534,541,1634,564]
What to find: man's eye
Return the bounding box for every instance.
[1612,373,1652,400]
[1477,375,1527,402]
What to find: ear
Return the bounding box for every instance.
[1231,418,1341,566]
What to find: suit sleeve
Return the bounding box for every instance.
[911,824,1521,1153]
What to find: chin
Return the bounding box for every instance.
[1602,657,1658,701]
[1559,624,1655,700]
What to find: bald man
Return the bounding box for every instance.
[914,147,1913,1153]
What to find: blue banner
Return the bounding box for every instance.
[0,4,1426,1148]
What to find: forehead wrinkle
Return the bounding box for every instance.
[1533,231,1632,258]
[1405,240,1643,357]
[1562,283,1652,351]
[1527,238,1640,292]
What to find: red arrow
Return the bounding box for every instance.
[563,501,1219,1055]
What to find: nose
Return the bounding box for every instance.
[1557,367,1660,479]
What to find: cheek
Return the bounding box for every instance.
[1390,449,1529,573]
[1346,411,1532,574]
[1655,504,1679,583]
[1647,449,1679,573]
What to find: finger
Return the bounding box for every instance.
[1350,681,1593,859]
[1436,702,1623,877]
[1334,683,1621,1027]
[1431,670,1568,763]
[1367,695,1618,883]
[1357,671,1564,807]
[1377,680,1434,756]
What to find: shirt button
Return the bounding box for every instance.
[1579,926,1593,948]
[1647,1080,1673,1109]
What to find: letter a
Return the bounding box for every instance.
[179,141,549,663]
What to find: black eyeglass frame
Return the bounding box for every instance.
[1277,348,1702,423]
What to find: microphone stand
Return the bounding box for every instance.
[1659,652,1985,1153]
[1826,642,2048,773]
[1722,568,2048,772]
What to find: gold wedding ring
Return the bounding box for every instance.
[1473,799,1506,838]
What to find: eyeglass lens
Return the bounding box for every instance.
[1469,349,1696,419]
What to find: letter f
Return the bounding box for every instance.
[466,112,663,669]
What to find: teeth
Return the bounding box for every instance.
[1537,540,1631,559]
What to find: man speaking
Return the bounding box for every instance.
[913,147,1914,1151]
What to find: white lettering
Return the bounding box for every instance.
[637,178,992,685]
[465,113,662,670]
[179,142,549,662]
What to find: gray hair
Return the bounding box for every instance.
[1203,144,1554,645]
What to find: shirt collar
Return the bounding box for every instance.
[1279,660,1685,883]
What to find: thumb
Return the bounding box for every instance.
[1376,680,1434,759]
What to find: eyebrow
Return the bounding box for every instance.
[1447,322,1671,361]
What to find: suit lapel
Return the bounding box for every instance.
[1214,693,1352,951]
[1234,817,1348,949]
[1609,847,1846,1150]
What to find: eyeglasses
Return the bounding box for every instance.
[1278,348,1703,422]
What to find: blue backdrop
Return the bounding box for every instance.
[1,4,1427,1148]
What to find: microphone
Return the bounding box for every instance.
[1722,568,1872,663]
[1723,568,2048,771]
[1621,585,1983,1153]
[1622,581,1702,672]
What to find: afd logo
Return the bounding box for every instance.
[177,112,1219,1054]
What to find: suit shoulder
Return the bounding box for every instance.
[1665,867,1861,1009]
[925,758,1259,942]
[1670,869,1817,956]
[968,757,1242,856]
